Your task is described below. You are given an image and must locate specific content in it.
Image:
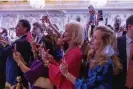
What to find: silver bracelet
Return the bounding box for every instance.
[65,73,71,80]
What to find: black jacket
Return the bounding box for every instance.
[112,35,127,89]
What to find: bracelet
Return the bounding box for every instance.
[65,73,71,80]
[17,60,22,67]
[17,62,21,67]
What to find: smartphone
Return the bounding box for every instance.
[14,44,17,51]
[13,43,17,54]
[98,10,103,21]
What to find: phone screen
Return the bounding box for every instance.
[98,10,103,21]
[14,43,17,52]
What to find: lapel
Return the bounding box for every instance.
[20,35,27,39]
[122,35,127,59]
[18,35,27,42]
[119,35,127,72]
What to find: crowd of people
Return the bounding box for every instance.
[0,11,133,89]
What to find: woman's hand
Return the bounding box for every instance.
[56,38,64,46]
[59,60,69,76]
[26,32,39,52]
[13,51,27,65]
[0,36,8,47]
[26,32,34,43]
[31,41,38,52]
[41,49,53,67]
[13,51,22,64]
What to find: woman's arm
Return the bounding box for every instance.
[17,60,30,73]
[24,62,49,84]
[49,24,61,37]
[13,52,30,73]
[48,49,82,87]
[77,63,112,88]
[64,72,76,84]
[13,52,49,84]
[61,61,113,89]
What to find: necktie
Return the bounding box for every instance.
[126,42,133,88]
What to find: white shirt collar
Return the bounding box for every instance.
[126,34,132,44]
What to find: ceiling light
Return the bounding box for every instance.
[28,0,45,9]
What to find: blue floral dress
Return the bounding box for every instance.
[75,59,114,89]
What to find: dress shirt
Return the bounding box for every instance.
[126,35,132,70]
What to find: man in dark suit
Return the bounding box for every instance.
[112,15,133,89]
[0,43,7,89]
[0,19,33,88]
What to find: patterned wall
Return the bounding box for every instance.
[0,10,132,34]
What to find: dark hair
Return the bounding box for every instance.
[76,17,81,22]
[42,35,58,61]
[126,15,133,29]
[19,19,31,32]
[107,25,114,30]
[1,28,8,35]
[90,25,95,37]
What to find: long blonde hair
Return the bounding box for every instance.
[88,26,122,75]
[65,22,84,46]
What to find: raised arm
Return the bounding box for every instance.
[13,51,48,84]
[60,62,113,89]
[48,49,82,87]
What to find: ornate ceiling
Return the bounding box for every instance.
[0,0,133,10]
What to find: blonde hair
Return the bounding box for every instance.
[88,26,122,75]
[66,22,84,46]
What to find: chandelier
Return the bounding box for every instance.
[90,0,107,7]
[28,0,46,9]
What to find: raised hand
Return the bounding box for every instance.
[0,36,8,47]
[41,49,50,62]
[26,32,38,51]
[26,32,34,43]
[13,51,21,63]
[30,41,39,52]
[59,60,68,76]
[41,48,54,67]
[13,51,27,65]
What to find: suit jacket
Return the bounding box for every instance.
[3,35,33,86]
[112,35,127,89]
[0,43,7,89]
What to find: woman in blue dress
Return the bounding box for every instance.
[60,26,122,89]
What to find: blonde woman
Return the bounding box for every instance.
[60,26,122,89]
[42,22,84,89]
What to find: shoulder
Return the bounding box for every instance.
[91,60,113,76]
[117,35,126,42]
[70,47,82,56]
[103,59,114,70]
[94,59,114,71]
